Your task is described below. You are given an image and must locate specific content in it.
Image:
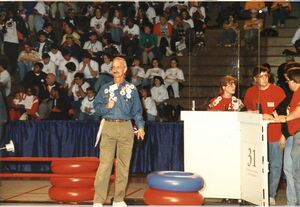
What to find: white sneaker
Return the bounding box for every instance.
[176,52,183,56]
[269,197,276,205]
[93,203,103,207]
[112,201,127,207]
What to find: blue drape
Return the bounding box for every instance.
[0,121,183,173]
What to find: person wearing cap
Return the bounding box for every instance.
[79,52,99,87]
[93,57,145,207]
[208,75,244,111]
[243,66,286,205]
[243,9,263,50]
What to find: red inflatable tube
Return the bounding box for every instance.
[144,188,204,205]
[48,186,94,202]
[49,176,95,187]
[51,160,99,174]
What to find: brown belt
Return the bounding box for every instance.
[105,119,128,123]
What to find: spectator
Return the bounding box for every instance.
[83,31,103,62]
[140,87,157,121]
[42,22,58,44]
[243,2,266,20]
[0,61,11,97]
[90,7,107,37]
[271,2,291,28]
[38,73,61,119]
[190,1,206,42]
[164,57,184,98]
[101,34,120,58]
[94,54,113,92]
[121,18,140,57]
[61,34,83,61]
[108,7,124,45]
[79,87,98,121]
[10,87,40,120]
[64,8,79,29]
[153,15,173,56]
[150,76,169,121]
[61,21,81,46]
[33,1,50,32]
[170,15,190,56]
[144,58,165,86]
[68,72,90,118]
[34,30,52,58]
[22,62,47,98]
[48,44,64,67]
[130,57,145,87]
[58,49,79,84]
[49,86,71,120]
[140,2,156,25]
[207,75,244,111]
[0,90,8,142]
[78,52,99,87]
[41,53,57,75]
[17,42,40,81]
[135,7,152,30]
[138,25,160,65]
[217,15,239,47]
[243,9,263,50]
[64,62,77,89]
[181,9,196,52]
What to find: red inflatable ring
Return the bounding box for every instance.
[49,176,95,188]
[48,186,94,202]
[144,188,204,205]
[51,160,99,174]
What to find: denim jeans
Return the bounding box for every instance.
[268,141,283,198]
[291,131,300,205]
[79,112,99,121]
[18,61,33,81]
[284,136,297,205]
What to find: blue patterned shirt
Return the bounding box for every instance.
[93,81,145,129]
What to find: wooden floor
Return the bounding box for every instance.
[0,175,288,206]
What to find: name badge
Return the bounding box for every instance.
[109,84,118,91]
[267,102,275,107]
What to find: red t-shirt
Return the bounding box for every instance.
[244,84,286,142]
[208,96,243,111]
[288,87,300,135]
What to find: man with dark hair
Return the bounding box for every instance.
[49,86,71,120]
[244,65,286,205]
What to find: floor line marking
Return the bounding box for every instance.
[4,185,50,201]
[125,188,143,197]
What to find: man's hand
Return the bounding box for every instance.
[274,115,286,123]
[137,128,145,140]
[106,100,115,109]
[263,113,274,120]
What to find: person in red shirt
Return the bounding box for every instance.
[243,65,286,205]
[275,68,300,204]
[208,75,244,111]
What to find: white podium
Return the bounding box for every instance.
[181,111,269,206]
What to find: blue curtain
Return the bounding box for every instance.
[0,121,183,173]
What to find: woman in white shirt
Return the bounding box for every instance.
[144,58,165,87]
[79,87,98,121]
[164,57,185,98]
[140,87,157,121]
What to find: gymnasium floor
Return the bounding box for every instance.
[0,175,288,206]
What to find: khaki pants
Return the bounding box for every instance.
[93,120,134,203]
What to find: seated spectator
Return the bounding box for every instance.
[208,75,244,111]
[64,62,77,89]
[138,25,161,65]
[101,34,120,58]
[243,2,266,20]
[164,57,184,98]
[170,15,191,56]
[150,76,169,121]
[34,30,52,58]
[17,42,40,81]
[61,34,83,62]
[48,44,64,67]
[243,9,263,50]
[0,61,11,96]
[68,72,90,118]
[190,1,206,45]
[181,9,196,52]
[90,7,107,37]
[217,15,239,47]
[108,7,124,45]
[61,21,81,46]
[139,87,157,121]
[136,7,152,30]
[64,8,79,29]
[49,86,72,120]
[42,22,58,44]
[79,87,98,121]
[22,62,47,98]
[140,2,157,25]
[58,49,79,84]
[153,15,173,56]
[130,57,145,87]
[10,87,40,120]
[78,52,99,87]
[41,53,57,75]
[83,31,103,62]
[38,73,62,119]
[94,54,113,92]
[271,2,291,28]
[121,18,140,57]
[144,58,166,87]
